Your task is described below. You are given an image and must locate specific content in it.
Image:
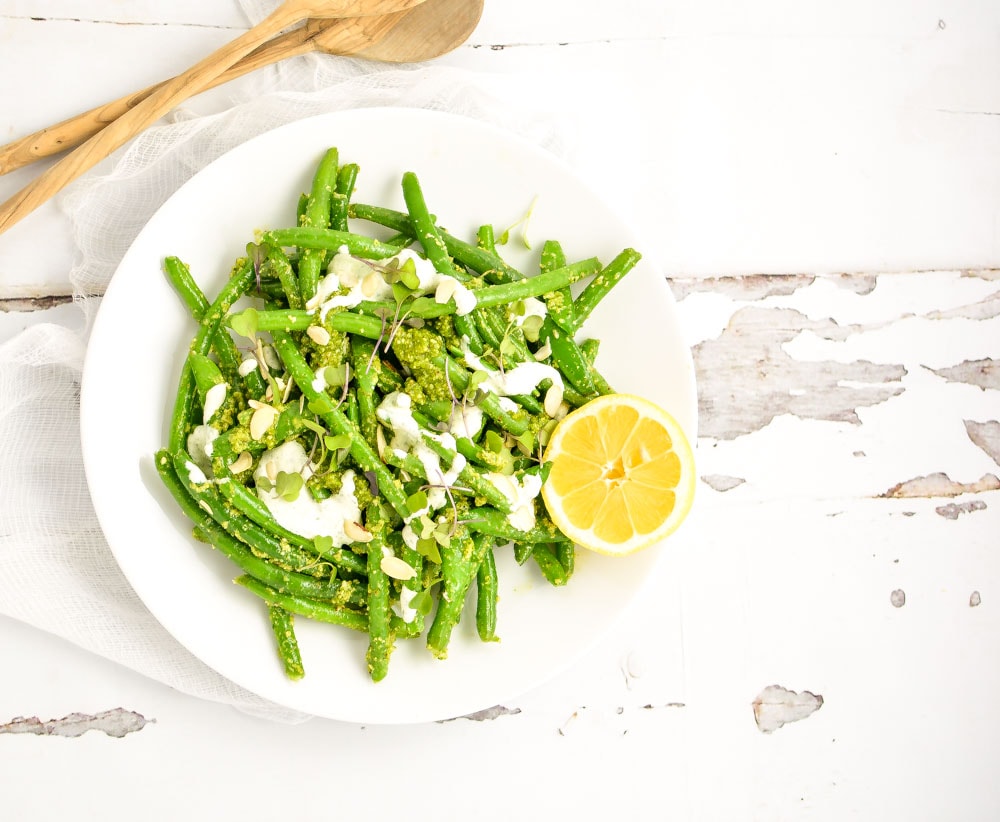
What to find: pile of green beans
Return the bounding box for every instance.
[156,147,640,682]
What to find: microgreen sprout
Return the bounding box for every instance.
[230,307,259,340]
[498,195,539,250]
[275,471,304,502]
[246,242,267,292]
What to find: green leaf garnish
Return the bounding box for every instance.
[275,471,304,502]
[391,281,413,306]
[307,394,334,415]
[515,431,535,456]
[432,522,452,548]
[300,418,327,437]
[417,515,436,539]
[324,434,351,452]
[398,258,420,290]
[485,429,505,453]
[406,490,428,514]
[256,475,274,493]
[323,365,347,388]
[314,535,334,554]
[230,307,259,339]
[408,589,434,617]
[540,460,553,484]
[521,314,544,343]
[416,537,442,565]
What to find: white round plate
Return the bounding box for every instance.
[81,108,697,724]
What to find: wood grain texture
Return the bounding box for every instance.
[0,0,481,173]
[0,0,430,234]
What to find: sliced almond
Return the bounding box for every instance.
[261,344,281,372]
[544,383,564,418]
[533,341,552,361]
[228,451,252,474]
[361,271,383,298]
[238,358,259,377]
[265,460,278,482]
[250,405,278,441]
[247,399,266,411]
[375,425,388,461]
[307,325,331,346]
[380,554,416,581]
[434,277,458,305]
[344,520,374,544]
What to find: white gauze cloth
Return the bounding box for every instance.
[0,0,596,721]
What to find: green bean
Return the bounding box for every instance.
[539,319,595,395]
[155,451,346,601]
[566,247,642,334]
[357,257,601,321]
[531,543,569,586]
[268,605,305,680]
[171,450,363,594]
[556,541,576,582]
[427,529,491,659]
[215,477,367,577]
[422,434,512,513]
[401,171,457,278]
[475,543,499,642]
[229,307,382,339]
[463,506,571,544]
[476,224,497,255]
[331,162,358,232]
[538,240,576,332]
[168,259,255,452]
[264,243,303,311]
[270,330,412,521]
[364,505,393,681]
[348,202,525,283]
[350,336,380,451]
[265,227,402,260]
[164,255,209,317]
[236,575,368,633]
[297,147,339,301]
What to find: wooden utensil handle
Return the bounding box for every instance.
[0,28,316,176]
[0,0,316,235]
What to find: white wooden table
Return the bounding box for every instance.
[1,2,998,819]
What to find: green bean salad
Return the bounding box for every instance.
[156,148,640,681]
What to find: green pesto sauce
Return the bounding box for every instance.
[391,326,451,404]
[307,325,349,371]
[431,315,459,347]
[543,289,568,314]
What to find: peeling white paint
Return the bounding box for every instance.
[753,685,823,733]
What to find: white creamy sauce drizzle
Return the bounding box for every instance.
[185,460,209,486]
[376,391,466,512]
[392,585,419,623]
[460,339,563,398]
[487,471,543,531]
[253,441,361,546]
[315,247,477,319]
[202,382,228,425]
[513,297,548,326]
[186,424,219,476]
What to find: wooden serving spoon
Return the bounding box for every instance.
[0,0,429,236]
[0,0,483,176]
